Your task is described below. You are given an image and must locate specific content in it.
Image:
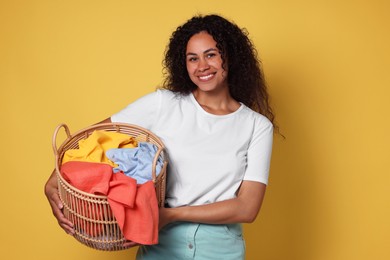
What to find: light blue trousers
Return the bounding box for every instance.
[136,222,245,260]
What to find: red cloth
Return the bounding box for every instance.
[61,161,159,245]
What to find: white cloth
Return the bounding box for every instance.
[111,89,273,208]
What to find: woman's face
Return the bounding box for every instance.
[185,31,228,93]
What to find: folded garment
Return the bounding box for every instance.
[62,130,138,166]
[60,161,158,245]
[106,142,163,184]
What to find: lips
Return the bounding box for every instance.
[198,73,216,81]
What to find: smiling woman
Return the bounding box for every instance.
[162,15,276,126]
[44,14,275,260]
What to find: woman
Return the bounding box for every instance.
[45,14,275,259]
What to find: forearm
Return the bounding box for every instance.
[44,169,58,197]
[161,181,266,227]
[169,197,255,224]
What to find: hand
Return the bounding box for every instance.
[45,171,74,235]
[123,240,139,248]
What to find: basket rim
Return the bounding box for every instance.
[53,122,165,152]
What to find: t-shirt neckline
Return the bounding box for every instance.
[189,92,244,118]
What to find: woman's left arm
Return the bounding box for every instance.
[159,180,266,229]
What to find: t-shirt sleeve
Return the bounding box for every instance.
[243,116,274,185]
[110,90,161,130]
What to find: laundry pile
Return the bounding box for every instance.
[60,130,163,245]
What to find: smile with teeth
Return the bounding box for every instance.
[198,73,215,81]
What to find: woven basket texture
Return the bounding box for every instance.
[52,123,167,251]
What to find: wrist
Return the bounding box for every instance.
[167,207,178,223]
[169,206,187,223]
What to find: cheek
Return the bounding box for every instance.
[208,59,222,70]
[217,59,225,70]
[186,65,198,84]
[186,63,196,75]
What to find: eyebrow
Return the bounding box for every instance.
[186,48,218,56]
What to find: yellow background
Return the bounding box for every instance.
[1,0,389,259]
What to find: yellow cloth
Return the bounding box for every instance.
[62,130,137,166]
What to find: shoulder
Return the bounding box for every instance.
[134,89,178,106]
[241,105,273,132]
[157,88,191,103]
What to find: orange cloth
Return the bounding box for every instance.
[61,161,158,245]
[62,130,138,166]
[108,173,159,245]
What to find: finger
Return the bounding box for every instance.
[49,191,62,208]
[123,241,139,248]
[59,221,75,235]
[47,192,72,225]
[48,193,75,234]
[56,210,75,234]
[56,209,74,233]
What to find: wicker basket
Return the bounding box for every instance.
[52,123,167,251]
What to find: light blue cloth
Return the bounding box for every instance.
[106,142,163,184]
[136,222,245,260]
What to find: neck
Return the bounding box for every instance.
[192,88,240,115]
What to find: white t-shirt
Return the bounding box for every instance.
[111,89,273,207]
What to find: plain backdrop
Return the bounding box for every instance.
[1,0,389,259]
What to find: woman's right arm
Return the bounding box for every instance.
[44,117,112,234]
[44,169,74,234]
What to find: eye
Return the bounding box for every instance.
[206,53,216,58]
[187,56,198,62]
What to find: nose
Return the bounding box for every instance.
[197,58,210,72]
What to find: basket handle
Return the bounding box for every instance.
[52,123,71,158]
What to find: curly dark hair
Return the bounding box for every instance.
[162,14,276,127]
